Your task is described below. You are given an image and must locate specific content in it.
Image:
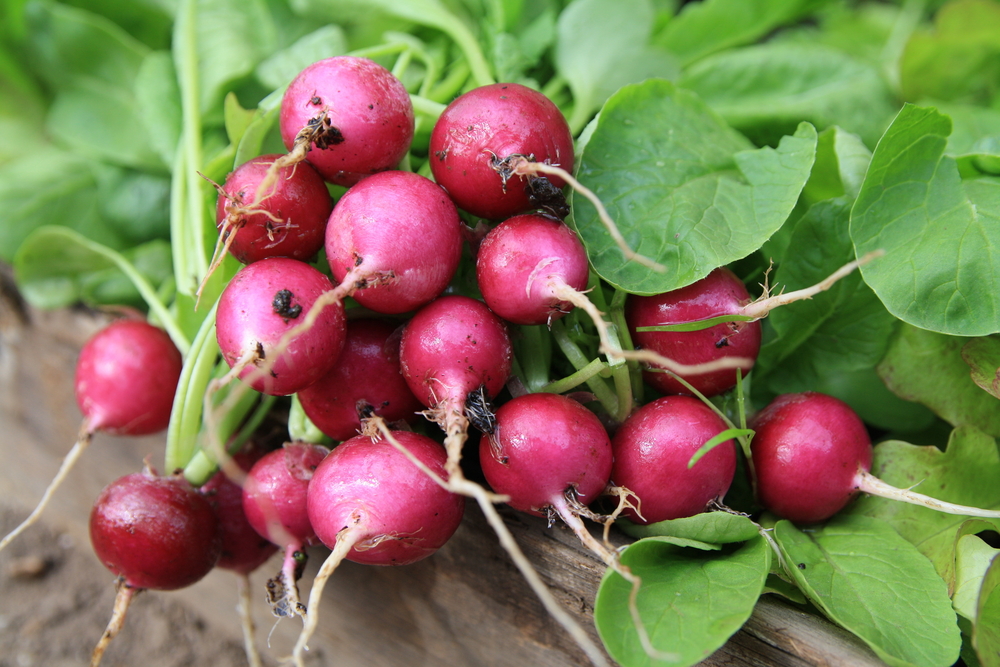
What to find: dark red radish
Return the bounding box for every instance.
[480,392,612,517]
[626,267,762,397]
[279,56,414,187]
[213,154,332,265]
[476,213,590,326]
[242,442,329,618]
[200,447,278,575]
[611,395,737,525]
[324,170,463,315]
[751,392,1000,524]
[297,318,422,441]
[429,82,574,220]
[292,430,464,662]
[0,318,183,555]
[216,257,345,396]
[88,468,222,666]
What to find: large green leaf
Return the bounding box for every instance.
[678,42,896,149]
[954,534,1000,622]
[850,104,1000,336]
[774,515,962,667]
[847,426,1000,587]
[618,510,762,544]
[975,553,1000,667]
[135,50,182,167]
[878,324,1000,437]
[572,79,816,295]
[594,532,770,667]
[255,24,347,90]
[963,336,1000,400]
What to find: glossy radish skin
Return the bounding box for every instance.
[297,318,422,442]
[306,431,464,565]
[280,56,414,187]
[215,154,332,264]
[626,267,762,397]
[480,393,612,516]
[324,170,463,315]
[476,214,589,325]
[399,295,513,409]
[611,396,736,525]
[216,257,346,396]
[751,392,872,524]
[242,443,329,549]
[429,83,574,220]
[89,470,222,590]
[200,448,279,575]
[75,319,183,435]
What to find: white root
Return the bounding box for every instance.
[857,470,1000,518]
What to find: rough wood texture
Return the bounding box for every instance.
[0,279,887,666]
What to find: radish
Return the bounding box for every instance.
[296,318,422,441]
[278,56,414,187]
[242,442,329,619]
[610,395,737,525]
[751,392,1000,524]
[215,257,346,396]
[398,294,512,478]
[0,318,183,553]
[626,267,763,397]
[429,82,574,220]
[291,430,464,664]
[88,467,222,666]
[476,213,590,326]
[212,154,332,265]
[324,169,463,315]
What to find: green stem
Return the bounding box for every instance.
[410,94,447,120]
[182,389,275,487]
[610,288,643,411]
[165,301,219,473]
[428,59,471,103]
[439,19,494,87]
[540,358,608,394]
[550,319,617,414]
[515,324,551,393]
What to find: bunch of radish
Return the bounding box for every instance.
[20,52,1000,667]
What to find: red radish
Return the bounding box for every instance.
[480,392,612,517]
[88,468,222,666]
[626,267,762,397]
[292,430,464,663]
[476,213,590,325]
[399,294,512,478]
[611,395,737,525]
[279,56,414,187]
[324,170,463,315]
[242,442,329,618]
[216,257,345,396]
[296,318,422,441]
[429,82,574,220]
[0,318,183,554]
[213,154,332,265]
[751,392,1000,524]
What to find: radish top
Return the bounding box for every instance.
[751,392,873,524]
[74,319,183,436]
[89,470,221,590]
[306,431,464,566]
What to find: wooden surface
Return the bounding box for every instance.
[0,274,888,667]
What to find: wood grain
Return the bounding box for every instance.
[0,280,887,666]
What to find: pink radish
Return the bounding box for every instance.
[429,82,574,220]
[626,267,762,398]
[213,154,332,265]
[611,395,737,525]
[751,392,1000,524]
[296,318,422,441]
[324,170,463,315]
[242,442,329,618]
[88,467,222,666]
[216,257,345,396]
[279,56,414,187]
[0,318,183,554]
[476,213,590,325]
[291,430,464,663]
